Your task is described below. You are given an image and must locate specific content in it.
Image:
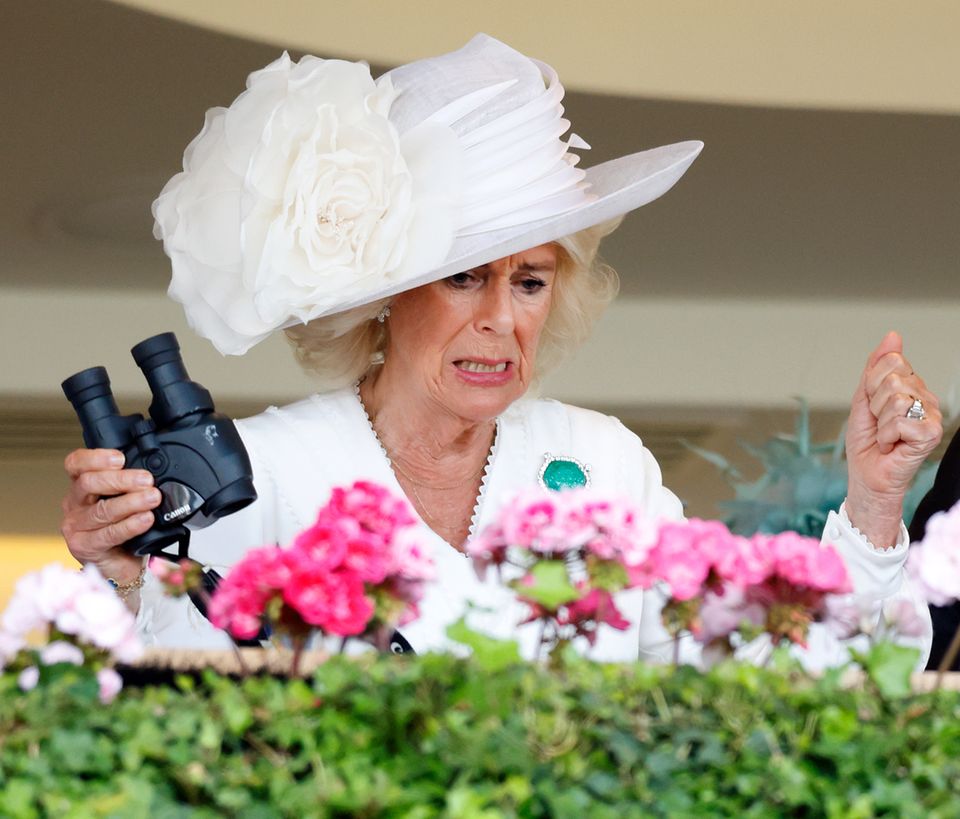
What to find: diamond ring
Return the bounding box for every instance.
[905,397,925,421]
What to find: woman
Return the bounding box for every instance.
[60,36,942,663]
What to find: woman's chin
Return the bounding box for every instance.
[444,377,525,422]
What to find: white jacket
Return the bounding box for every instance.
[137,387,930,667]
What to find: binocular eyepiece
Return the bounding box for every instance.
[62,332,257,557]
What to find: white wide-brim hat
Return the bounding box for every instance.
[153,34,702,355]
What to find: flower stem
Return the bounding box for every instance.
[535,617,548,662]
[291,636,306,678]
[935,623,960,687]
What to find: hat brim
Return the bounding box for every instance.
[325,139,703,317]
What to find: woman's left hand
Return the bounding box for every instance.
[845,331,943,548]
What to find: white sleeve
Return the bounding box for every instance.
[808,507,932,670]
[134,418,277,649]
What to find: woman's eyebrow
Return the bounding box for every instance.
[517,262,554,272]
[473,262,553,272]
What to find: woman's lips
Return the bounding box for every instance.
[453,359,513,385]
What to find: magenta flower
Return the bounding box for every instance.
[558,587,631,646]
[209,481,432,651]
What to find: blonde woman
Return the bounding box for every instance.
[60,36,941,663]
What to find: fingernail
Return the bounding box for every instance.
[146,488,162,504]
[135,473,154,486]
[138,512,155,526]
[109,453,126,468]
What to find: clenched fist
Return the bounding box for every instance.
[845,331,943,549]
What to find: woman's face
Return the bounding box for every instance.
[383,244,558,423]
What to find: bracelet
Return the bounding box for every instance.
[106,561,147,600]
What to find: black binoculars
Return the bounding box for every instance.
[62,332,257,557]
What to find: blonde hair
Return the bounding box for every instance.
[284,218,622,390]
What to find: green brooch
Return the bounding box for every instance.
[538,453,591,491]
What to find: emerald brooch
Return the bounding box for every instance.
[538,453,591,491]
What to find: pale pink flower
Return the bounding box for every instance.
[822,595,864,640]
[1,563,142,665]
[907,500,960,607]
[883,599,930,639]
[697,585,766,644]
[149,557,175,582]
[70,591,130,642]
[0,630,24,670]
[96,667,124,704]
[40,641,84,666]
[392,531,436,582]
[18,666,39,692]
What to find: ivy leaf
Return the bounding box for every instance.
[517,561,579,609]
[856,642,920,699]
[446,617,521,672]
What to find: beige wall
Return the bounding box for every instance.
[111,0,960,114]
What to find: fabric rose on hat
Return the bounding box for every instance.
[153,52,464,355]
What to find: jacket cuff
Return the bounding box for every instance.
[823,506,909,600]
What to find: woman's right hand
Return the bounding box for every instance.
[60,448,161,583]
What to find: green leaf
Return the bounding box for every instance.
[445,618,521,672]
[857,642,921,699]
[517,560,579,609]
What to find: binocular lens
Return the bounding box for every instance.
[61,367,126,450]
[132,332,213,427]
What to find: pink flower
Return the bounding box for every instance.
[319,482,417,545]
[762,532,851,594]
[646,522,712,601]
[149,557,202,597]
[712,535,772,587]
[501,494,561,552]
[96,667,124,704]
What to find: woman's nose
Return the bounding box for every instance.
[474,279,515,335]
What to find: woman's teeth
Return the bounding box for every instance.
[458,361,508,373]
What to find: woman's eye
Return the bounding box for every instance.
[447,271,477,288]
[518,276,547,293]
